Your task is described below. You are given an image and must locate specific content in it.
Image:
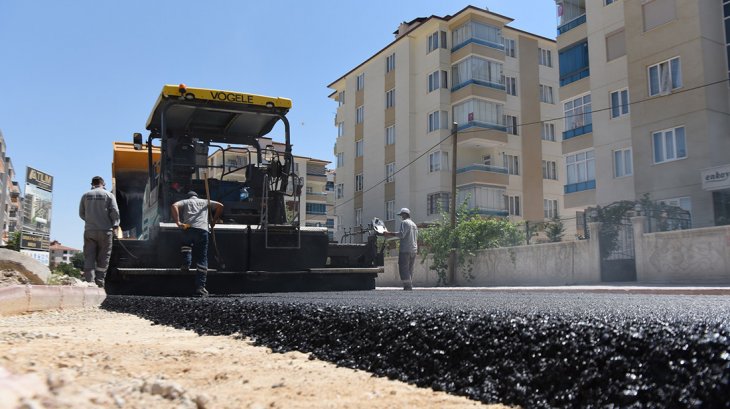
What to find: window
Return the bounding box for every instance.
[606,29,626,61]
[538,48,552,67]
[505,195,521,216]
[605,0,617,5]
[566,150,595,184]
[427,192,450,215]
[428,151,449,172]
[355,173,363,191]
[559,41,589,86]
[613,148,633,177]
[355,140,363,157]
[503,154,519,175]
[356,73,365,90]
[648,57,682,96]
[306,203,327,215]
[385,200,395,221]
[356,105,364,123]
[385,162,395,183]
[355,208,362,226]
[564,94,592,133]
[428,70,448,92]
[659,196,691,214]
[428,30,447,53]
[483,154,492,166]
[724,0,730,80]
[505,76,517,96]
[542,123,556,141]
[542,160,558,180]
[337,91,345,106]
[337,122,344,137]
[504,115,518,135]
[336,152,344,168]
[386,53,395,73]
[544,199,559,219]
[539,85,554,103]
[336,183,344,199]
[452,56,504,90]
[643,0,676,32]
[428,110,448,132]
[652,126,687,163]
[610,89,630,118]
[385,88,395,108]
[453,21,503,50]
[504,38,516,58]
[453,98,504,129]
[385,125,395,145]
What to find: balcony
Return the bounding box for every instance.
[557,14,586,35]
[451,79,505,93]
[306,192,328,202]
[562,123,592,140]
[564,179,595,194]
[456,164,509,186]
[455,123,509,149]
[560,67,589,87]
[452,38,504,54]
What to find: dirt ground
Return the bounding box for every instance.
[0,306,510,409]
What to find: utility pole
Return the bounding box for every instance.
[448,122,458,285]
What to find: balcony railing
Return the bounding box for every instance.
[557,14,586,35]
[451,79,506,93]
[560,67,590,86]
[456,164,508,174]
[452,38,505,53]
[457,121,507,133]
[564,179,596,194]
[563,123,593,140]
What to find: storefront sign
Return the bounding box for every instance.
[701,164,730,191]
[20,231,50,251]
[20,249,49,266]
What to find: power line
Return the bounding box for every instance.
[333,76,730,211]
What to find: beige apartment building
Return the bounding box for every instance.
[0,130,19,245]
[329,5,564,240]
[207,143,335,238]
[556,0,730,227]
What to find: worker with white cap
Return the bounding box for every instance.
[383,208,418,290]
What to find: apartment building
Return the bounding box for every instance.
[556,0,730,226]
[329,5,563,240]
[206,143,333,233]
[49,240,81,267]
[0,130,19,245]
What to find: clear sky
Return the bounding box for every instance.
[0,0,556,249]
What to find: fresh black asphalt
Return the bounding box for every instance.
[102,290,730,408]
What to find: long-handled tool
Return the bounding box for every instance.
[203,171,225,270]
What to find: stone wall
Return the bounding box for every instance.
[633,218,730,284]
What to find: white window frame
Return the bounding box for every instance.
[356,73,365,90]
[566,150,595,184]
[355,208,363,226]
[428,70,448,93]
[428,151,449,173]
[542,123,556,141]
[542,160,558,180]
[505,76,517,96]
[504,38,516,58]
[427,192,450,215]
[355,173,363,192]
[539,84,554,104]
[564,93,592,132]
[355,140,363,157]
[336,183,344,199]
[386,53,395,73]
[427,30,447,53]
[385,88,395,109]
[610,89,630,118]
[503,154,519,175]
[538,48,552,67]
[337,122,344,137]
[385,162,395,183]
[356,105,364,124]
[428,110,448,133]
[336,152,344,168]
[613,148,633,178]
[504,114,518,135]
[385,125,395,145]
[506,195,521,216]
[385,200,395,221]
[544,199,559,219]
[648,57,682,97]
[337,91,345,106]
[652,126,687,164]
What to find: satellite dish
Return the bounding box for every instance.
[372,217,388,234]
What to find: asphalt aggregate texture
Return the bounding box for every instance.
[102,290,730,408]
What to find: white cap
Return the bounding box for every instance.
[398,208,410,215]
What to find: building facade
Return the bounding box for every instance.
[49,241,81,267]
[329,6,564,240]
[556,0,730,226]
[0,130,19,246]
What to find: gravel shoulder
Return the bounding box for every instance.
[0,307,504,409]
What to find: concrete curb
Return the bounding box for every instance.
[0,285,106,316]
[377,285,730,295]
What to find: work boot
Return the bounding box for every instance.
[95,279,105,289]
[194,287,209,297]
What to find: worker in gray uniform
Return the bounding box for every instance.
[78,176,120,288]
[384,208,418,291]
[171,191,224,297]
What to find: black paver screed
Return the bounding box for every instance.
[103,291,730,408]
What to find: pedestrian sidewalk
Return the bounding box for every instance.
[0,285,106,316]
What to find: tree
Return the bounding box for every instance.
[544,216,566,242]
[53,262,82,279]
[70,252,85,270]
[6,231,21,251]
[419,200,522,284]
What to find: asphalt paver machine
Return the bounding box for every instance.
[106,84,382,295]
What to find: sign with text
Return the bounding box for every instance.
[20,249,50,266]
[20,231,50,251]
[22,167,53,236]
[701,164,730,191]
